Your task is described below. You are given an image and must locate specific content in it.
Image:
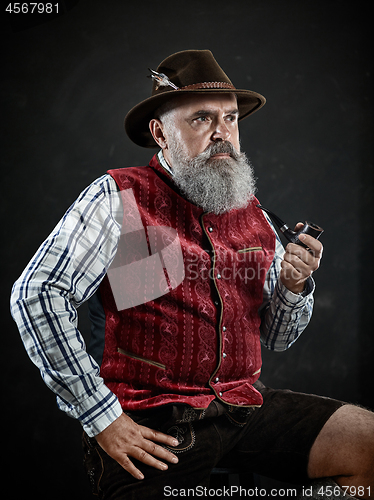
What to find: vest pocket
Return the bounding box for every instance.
[237,246,263,254]
[117,347,166,370]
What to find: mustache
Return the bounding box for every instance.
[198,141,240,161]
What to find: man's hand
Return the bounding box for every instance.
[280,223,323,294]
[95,412,179,480]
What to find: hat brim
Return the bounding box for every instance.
[124,88,266,148]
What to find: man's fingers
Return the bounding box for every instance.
[141,438,179,466]
[292,223,323,258]
[298,233,323,259]
[140,425,179,448]
[95,413,180,480]
[132,445,169,471]
[285,241,322,270]
[117,454,145,480]
[280,233,323,294]
[283,247,313,275]
[118,440,177,477]
[139,426,179,463]
[115,439,178,480]
[281,257,302,275]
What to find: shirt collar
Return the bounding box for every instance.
[157,150,174,176]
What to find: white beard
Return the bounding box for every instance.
[168,140,257,214]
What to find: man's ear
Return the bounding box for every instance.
[149,119,167,149]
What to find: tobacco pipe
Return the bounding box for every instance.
[256,204,324,249]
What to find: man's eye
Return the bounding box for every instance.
[195,116,208,122]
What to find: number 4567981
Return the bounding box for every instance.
[5,3,59,14]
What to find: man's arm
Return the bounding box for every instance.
[10,174,125,435]
[10,175,179,479]
[260,220,322,351]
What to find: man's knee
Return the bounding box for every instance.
[308,404,374,483]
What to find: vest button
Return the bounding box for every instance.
[222,352,227,359]
[222,326,226,332]
[217,274,222,279]
[215,377,219,383]
[208,227,213,233]
[219,392,223,397]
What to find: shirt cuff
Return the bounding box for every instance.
[60,384,123,437]
[276,275,315,306]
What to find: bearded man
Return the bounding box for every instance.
[11,50,374,499]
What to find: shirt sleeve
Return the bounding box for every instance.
[10,174,124,437]
[259,214,315,351]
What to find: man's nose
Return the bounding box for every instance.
[211,117,231,141]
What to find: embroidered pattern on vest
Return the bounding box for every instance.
[98,154,275,411]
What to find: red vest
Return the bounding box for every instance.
[99,154,275,411]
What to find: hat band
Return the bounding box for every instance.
[179,82,236,90]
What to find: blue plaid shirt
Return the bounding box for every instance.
[10,154,314,437]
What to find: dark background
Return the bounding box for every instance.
[1,0,372,497]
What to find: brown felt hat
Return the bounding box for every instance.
[124,49,266,148]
